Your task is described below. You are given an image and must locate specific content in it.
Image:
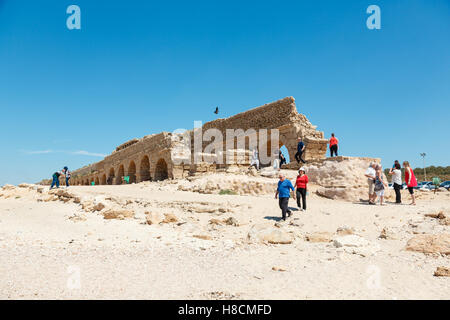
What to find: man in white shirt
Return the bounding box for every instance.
[364,162,377,204]
[250,148,260,170]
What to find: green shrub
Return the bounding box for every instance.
[219,189,237,195]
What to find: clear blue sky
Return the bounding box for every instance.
[0,0,449,185]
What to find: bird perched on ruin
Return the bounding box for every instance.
[214,106,219,114]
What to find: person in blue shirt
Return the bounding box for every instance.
[275,173,296,221]
[294,137,306,164]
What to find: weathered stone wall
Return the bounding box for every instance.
[51,97,328,186]
[189,96,327,170]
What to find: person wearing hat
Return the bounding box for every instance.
[62,166,71,187]
[295,167,309,211]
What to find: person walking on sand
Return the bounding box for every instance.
[329,133,339,157]
[374,165,388,205]
[294,137,306,164]
[63,166,71,187]
[364,162,377,205]
[50,170,63,190]
[275,173,296,221]
[403,161,417,205]
[389,162,402,204]
[295,167,308,211]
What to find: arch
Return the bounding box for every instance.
[107,168,115,185]
[95,177,100,185]
[85,179,89,186]
[140,155,151,182]
[101,174,107,185]
[154,158,168,181]
[128,161,136,184]
[116,164,125,185]
[280,145,290,163]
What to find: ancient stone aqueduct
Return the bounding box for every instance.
[65,97,328,186]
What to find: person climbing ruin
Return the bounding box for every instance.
[249,148,260,170]
[329,133,339,157]
[403,161,417,205]
[63,166,71,187]
[389,163,402,204]
[365,162,377,205]
[373,164,387,205]
[295,167,308,211]
[50,170,64,190]
[275,173,295,221]
[294,137,306,164]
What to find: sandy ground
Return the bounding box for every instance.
[0,176,449,300]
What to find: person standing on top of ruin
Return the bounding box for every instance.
[295,167,308,211]
[249,148,260,170]
[329,133,339,157]
[279,151,287,167]
[403,161,417,205]
[295,137,306,164]
[275,173,295,221]
[364,162,377,205]
[50,169,64,190]
[373,164,387,205]
[389,162,402,204]
[63,166,71,187]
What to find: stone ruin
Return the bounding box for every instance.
[49,97,329,186]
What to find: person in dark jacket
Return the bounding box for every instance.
[50,170,63,189]
[294,137,306,163]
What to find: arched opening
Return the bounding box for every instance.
[95,177,100,185]
[107,168,115,185]
[140,155,151,182]
[101,174,107,185]
[128,161,136,184]
[85,179,89,186]
[155,158,168,181]
[279,145,289,168]
[116,164,125,185]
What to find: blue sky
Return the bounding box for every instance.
[0,0,449,185]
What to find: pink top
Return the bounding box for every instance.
[405,167,417,187]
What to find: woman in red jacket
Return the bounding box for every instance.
[403,161,417,205]
[295,167,308,211]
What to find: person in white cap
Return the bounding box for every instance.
[295,167,309,211]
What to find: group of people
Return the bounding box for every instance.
[50,167,71,189]
[250,133,339,172]
[249,147,287,171]
[365,160,417,206]
[275,168,309,221]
